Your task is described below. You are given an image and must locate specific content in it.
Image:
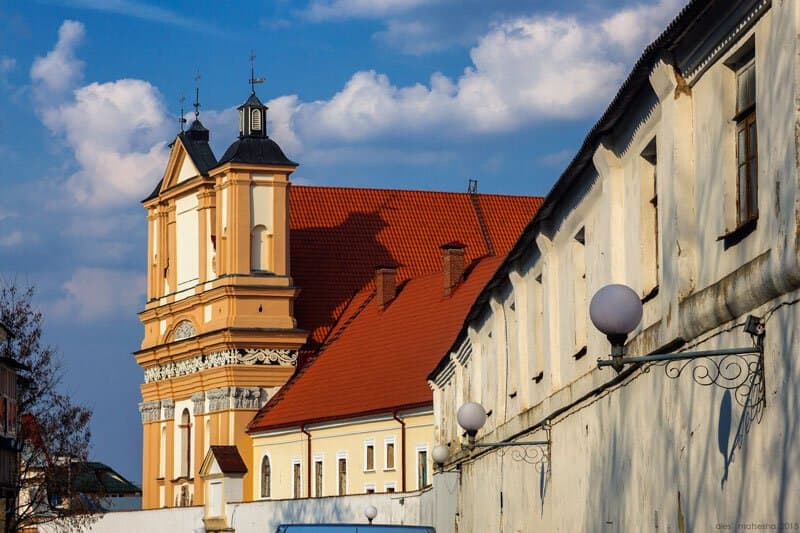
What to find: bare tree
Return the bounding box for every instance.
[0,280,99,532]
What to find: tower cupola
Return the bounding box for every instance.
[238,92,268,138]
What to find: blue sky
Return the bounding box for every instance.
[0,0,686,483]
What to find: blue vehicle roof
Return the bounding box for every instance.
[275,525,435,533]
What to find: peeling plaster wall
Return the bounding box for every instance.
[433,1,800,531]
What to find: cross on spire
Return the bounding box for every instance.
[249,50,266,94]
[178,95,187,132]
[193,71,201,120]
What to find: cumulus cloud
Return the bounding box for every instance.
[47,267,145,322]
[30,19,85,97]
[281,2,683,150]
[31,21,171,209]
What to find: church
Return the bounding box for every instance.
[135,84,541,509]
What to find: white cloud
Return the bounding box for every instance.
[539,148,575,168]
[47,267,145,322]
[302,0,432,21]
[32,21,171,209]
[30,19,85,97]
[275,0,684,151]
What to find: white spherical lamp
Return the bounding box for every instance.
[589,284,643,339]
[364,505,378,524]
[432,444,449,467]
[457,402,487,435]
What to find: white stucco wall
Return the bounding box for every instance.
[431,1,800,531]
[42,489,442,533]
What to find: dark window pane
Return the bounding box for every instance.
[737,61,755,112]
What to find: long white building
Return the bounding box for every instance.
[429,0,800,530]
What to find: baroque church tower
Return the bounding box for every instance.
[136,84,305,509]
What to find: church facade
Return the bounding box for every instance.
[136,87,542,510]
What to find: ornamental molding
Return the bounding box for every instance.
[191,392,205,415]
[206,386,273,412]
[172,320,196,342]
[138,399,176,423]
[143,347,298,384]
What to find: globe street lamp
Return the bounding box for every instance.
[432,444,450,471]
[589,284,643,371]
[364,505,377,525]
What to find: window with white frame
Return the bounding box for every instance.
[384,481,397,493]
[292,460,302,498]
[314,457,323,497]
[416,445,429,489]
[260,454,271,498]
[364,439,375,472]
[337,453,348,496]
[364,483,376,494]
[384,437,396,470]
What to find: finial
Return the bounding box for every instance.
[178,95,187,132]
[193,70,201,120]
[249,50,266,94]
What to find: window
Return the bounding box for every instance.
[261,455,271,498]
[159,426,166,478]
[364,440,375,471]
[571,228,587,358]
[641,138,659,297]
[365,484,376,494]
[314,460,323,497]
[293,462,302,498]
[179,409,191,478]
[337,458,347,495]
[385,440,395,470]
[251,108,262,131]
[735,56,757,225]
[417,449,428,489]
[251,225,269,271]
[385,482,396,494]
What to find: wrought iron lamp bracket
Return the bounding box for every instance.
[464,421,551,471]
[597,315,766,408]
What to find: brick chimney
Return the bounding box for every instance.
[375,266,397,309]
[440,242,466,297]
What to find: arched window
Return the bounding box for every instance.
[180,409,191,478]
[251,108,262,131]
[251,225,269,271]
[159,426,166,478]
[261,455,271,498]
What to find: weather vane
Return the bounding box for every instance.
[178,95,187,132]
[249,50,266,94]
[193,70,201,120]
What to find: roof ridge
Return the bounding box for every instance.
[292,184,544,200]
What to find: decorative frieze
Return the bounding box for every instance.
[143,348,298,384]
[191,392,206,415]
[206,386,272,412]
[161,399,175,420]
[138,401,161,423]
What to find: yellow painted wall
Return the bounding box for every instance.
[250,411,434,500]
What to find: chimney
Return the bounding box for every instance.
[441,242,466,296]
[375,266,397,309]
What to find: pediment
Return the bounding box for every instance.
[158,137,201,196]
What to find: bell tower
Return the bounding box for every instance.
[136,73,306,510]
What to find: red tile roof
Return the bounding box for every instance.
[208,445,248,474]
[288,186,543,349]
[248,256,505,432]
[247,185,542,433]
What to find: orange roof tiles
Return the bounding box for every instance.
[247,185,542,432]
[288,186,542,348]
[248,256,505,431]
